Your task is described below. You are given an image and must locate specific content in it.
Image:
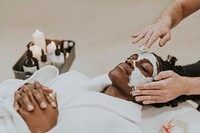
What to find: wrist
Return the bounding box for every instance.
[157,16,172,29]
[33,129,43,133]
[184,77,200,95]
[182,77,191,95]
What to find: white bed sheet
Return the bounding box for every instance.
[141,103,200,133]
[82,71,200,133]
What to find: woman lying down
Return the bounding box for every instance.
[0,52,196,133]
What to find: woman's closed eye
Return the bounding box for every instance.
[140,63,153,77]
[141,65,149,73]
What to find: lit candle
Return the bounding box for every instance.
[47,41,57,54]
[30,44,42,60]
[32,29,46,53]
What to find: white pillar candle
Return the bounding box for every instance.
[32,29,46,53]
[47,41,57,54]
[30,44,42,60]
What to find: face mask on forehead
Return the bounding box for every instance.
[128,52,158,87]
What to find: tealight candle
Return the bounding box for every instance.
[32,29,46,53]
[30,44,42,60]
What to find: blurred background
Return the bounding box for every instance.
[0,0,200,82]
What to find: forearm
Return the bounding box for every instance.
[184,77,200,95]
[158,0,200,28]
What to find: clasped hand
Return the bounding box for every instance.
[14,81,58,133]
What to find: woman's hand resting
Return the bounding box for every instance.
[14,81,58,133]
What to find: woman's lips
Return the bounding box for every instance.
[118,63,132,75]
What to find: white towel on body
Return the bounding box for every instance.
[0,66,143,133]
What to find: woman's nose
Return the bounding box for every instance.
[125,58,135,69]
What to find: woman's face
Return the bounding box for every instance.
[108,52,158,97]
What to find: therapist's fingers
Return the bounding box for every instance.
[142,100,160,105]
[154,70,175,81]
[132,29,148,44]
[132,32,140,38]
[142,29,154,45]
[159,32,171,47]
[145,32,160,48]
[135,95,165,104]
[132,33,145,44]
[137,81,162,90]
[132,89,162,96]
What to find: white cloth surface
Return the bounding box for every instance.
[48,67,143,133]
[0,66,200,133]
[141,103,200,133]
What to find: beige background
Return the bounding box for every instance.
[0,0,199,82]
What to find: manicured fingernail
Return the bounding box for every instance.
[132,93,137,96]
[136,89,140,92]
[40,102,47,108]
[134,86,140,92]
[27,104,34,111]
[135,97,140,102]
[154,76,158,80]
[51,102,56,108]
[131,90,140,96]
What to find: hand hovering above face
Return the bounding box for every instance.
[14,81,58,133]
[132,17,172,48]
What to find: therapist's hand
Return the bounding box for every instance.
[132,17,172,48]
[132,71,188,104]
[14,82,58,133]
